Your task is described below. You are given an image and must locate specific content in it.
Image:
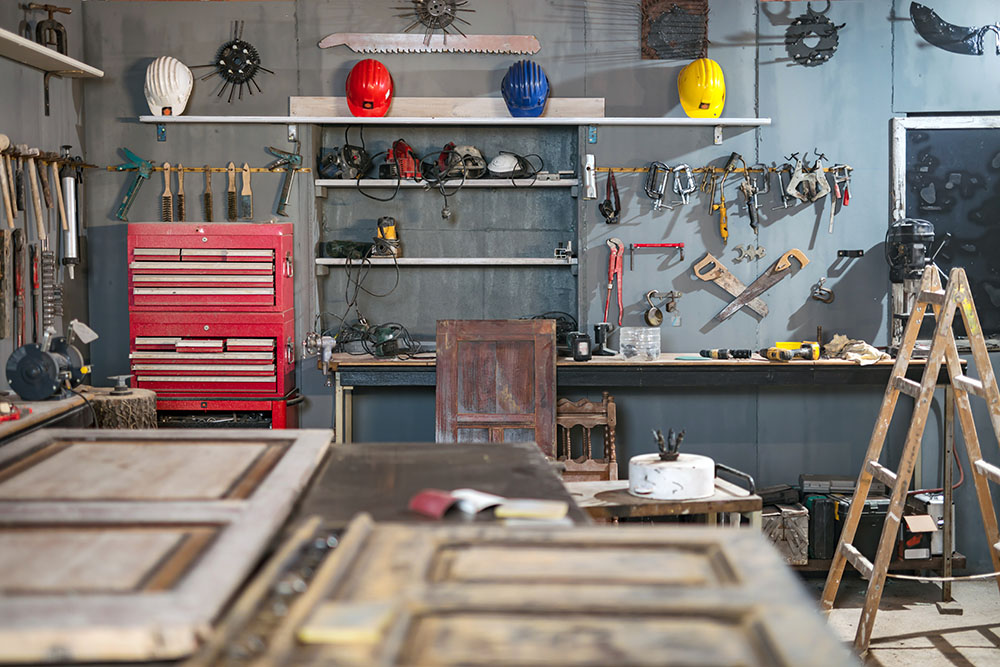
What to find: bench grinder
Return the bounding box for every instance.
[6,320,98,401]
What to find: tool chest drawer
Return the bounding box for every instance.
[129,310,295,397]
[127,222,293,312]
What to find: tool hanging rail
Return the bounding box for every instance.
[107,165,311,174]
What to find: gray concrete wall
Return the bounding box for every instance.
[57,0,1000,570]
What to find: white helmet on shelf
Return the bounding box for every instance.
[144,56,193,116]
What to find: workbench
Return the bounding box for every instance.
[0,393,94,444]
[323,352,949,444]
[565,477,763,527]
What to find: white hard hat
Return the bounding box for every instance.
[144,56,193,116]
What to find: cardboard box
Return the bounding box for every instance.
[762,503,809,565]
[900,514,937,560]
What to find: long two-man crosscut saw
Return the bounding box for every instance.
[318,33,541,54]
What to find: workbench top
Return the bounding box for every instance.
[325,351,905,367]
[0,394,89,443]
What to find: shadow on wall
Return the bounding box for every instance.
[87,225,130,381]
[787,241,887,344]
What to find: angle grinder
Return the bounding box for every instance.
[5,320,98,401]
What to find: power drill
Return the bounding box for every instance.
[760,342,820,362]
[700,348,752,360]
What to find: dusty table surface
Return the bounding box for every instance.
[565,478,762,519]
[296,441,590,528]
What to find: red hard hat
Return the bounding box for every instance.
[346,59,393,117]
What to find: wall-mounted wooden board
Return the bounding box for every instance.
[289,96,606,119]
[0,428,331,663]
[259,515,859,666]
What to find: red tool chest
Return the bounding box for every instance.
[127,223,293,312]
[128,223,297,426]
[129,310,295,397]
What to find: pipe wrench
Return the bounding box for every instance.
[113,148,153,221]
[266,146,302,217]
[603,238,624,326]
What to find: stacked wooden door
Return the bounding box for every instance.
[0,428,330,662]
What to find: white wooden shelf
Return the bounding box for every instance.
[0,28,103,77]
[139,115,770,127]
[316,257,577,266]
[315,178,578,189]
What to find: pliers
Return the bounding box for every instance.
[604,238,624,326]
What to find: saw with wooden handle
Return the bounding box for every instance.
[714,248,809,323]
[318,33,540,54]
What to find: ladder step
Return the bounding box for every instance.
[866,460,898,489]
[892,375,922,399]
[841,542,874,579]
[974,459,1000,485]
[919,289,947,306]
[953,374,986,398]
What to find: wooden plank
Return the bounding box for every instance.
[0,395,86,442]
[289,96,606,119]
[0,443,268,500]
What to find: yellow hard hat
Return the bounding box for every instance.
[677,58,725,119]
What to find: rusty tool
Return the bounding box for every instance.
[36,155,53,210]
[604,238,624,326]
[693,252,769,318]
[240,162,252,220]
[29,3,71,54]
[203,166,213,221]
[629,242,685,270]
[161,162,173,222]
[22,147,46,242]
[714,248,809,322]
[50,159,67,232]
[712,152,742,243]
[12,230,24,346]
[2,150,16,218]
[318,33,541,54]
[176,163,186,221]
[0,136,14,230]
[226,161,237,221]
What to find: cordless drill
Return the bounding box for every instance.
[760,342,820,362]
[700,348,752,360]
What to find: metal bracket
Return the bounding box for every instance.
[588,125,598,144]
[287,124,298,143]
[714,126,723,145]
[156,124,166,142]
[837,249,864,258]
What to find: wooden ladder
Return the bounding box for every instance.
[821,266,1000,654]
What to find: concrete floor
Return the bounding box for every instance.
[802,574,1000,666]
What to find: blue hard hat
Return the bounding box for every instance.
[501,60,550,118]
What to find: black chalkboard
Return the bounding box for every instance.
[905,129,1000,337]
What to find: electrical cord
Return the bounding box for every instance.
[68,387,99,427]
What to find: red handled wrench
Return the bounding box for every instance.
[604,238,624,326]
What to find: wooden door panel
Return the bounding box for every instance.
[437,320,555,456]
[0,428,331,663]
[269,517,857,666]
[0,442,270,500]
[398,612,771,666]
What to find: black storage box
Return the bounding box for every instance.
[804,494,836,560]
[832,493,895,562]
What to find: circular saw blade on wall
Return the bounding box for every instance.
[642,0,709,61]
[192,20,275,103]
[396,0,475,45]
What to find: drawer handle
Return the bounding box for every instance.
[286,337,295,364]
[284,252,294,278]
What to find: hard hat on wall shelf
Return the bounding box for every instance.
[677,57,725,119]
[144,56,194,116]
[346,59,393,117]
[502,60,550,118]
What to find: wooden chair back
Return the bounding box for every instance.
[556,391,618,481]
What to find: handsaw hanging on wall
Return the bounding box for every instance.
[318,33,540,54]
